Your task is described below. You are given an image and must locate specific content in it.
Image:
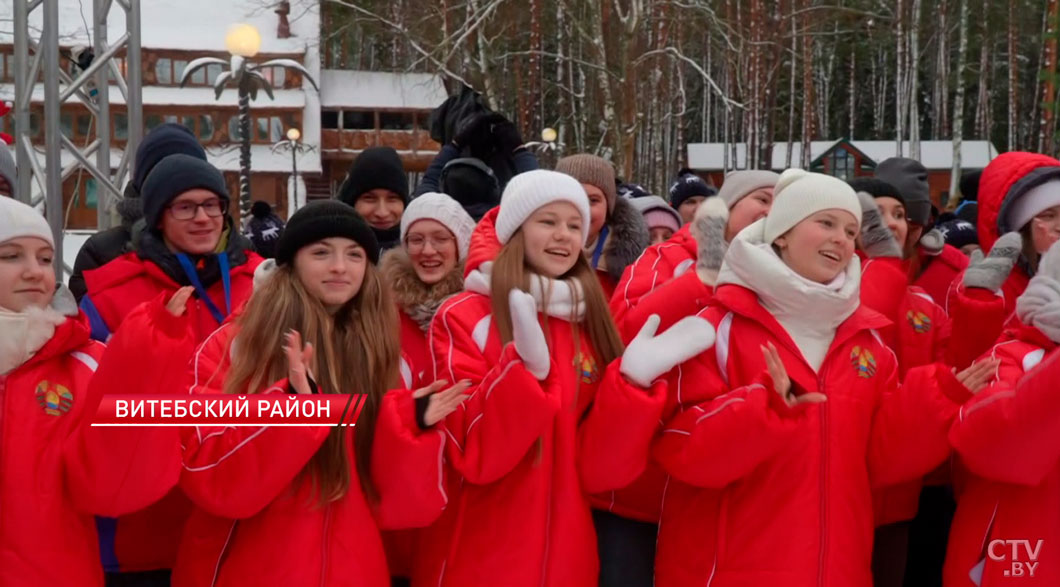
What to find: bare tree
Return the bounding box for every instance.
[949,0,969,209]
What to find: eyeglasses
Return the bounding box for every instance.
[168,199,228,220]
[406,233,455,252]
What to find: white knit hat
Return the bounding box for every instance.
[495,170,591,245]
[0,197,53,248]
[1006,179,1060,232]
[764,169,862,244]
[400,192,477,260]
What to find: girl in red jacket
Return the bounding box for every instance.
[0,198,178,585]
[419,170,714,587]
[945,241,1060,587]
[850,178,957,586]
[378,191,475,580]
[173,201,468,587]
[948,152,1060,368]
[653,169,994,587]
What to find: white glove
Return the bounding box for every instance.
[509,289,550,380]
[620,314,717,387]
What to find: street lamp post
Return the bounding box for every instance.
[271,126,313,218]
[179,24,318,226]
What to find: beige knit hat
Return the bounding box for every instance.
[764,169,862,244]
[555,154,618,213]
[717,170,780,209]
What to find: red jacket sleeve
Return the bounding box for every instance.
[859,258,911,348]
[178,328,330,519]
[949,346,1060,486]
[653,354,801,489]
[946,281,1008,369]
[577,360,667,494]
[430,306,560,485]
[63,295,186,517]
[370,387,447,529]
[867,359,971,488]
[614,270,713,344]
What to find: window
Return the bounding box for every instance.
[206,63,223,85]
[182,115,196,133]
[322,110,340,129]
[198,114,214,141]
[164,115,179,124]
[155,57,172,84]
[0,52,6,81]
[60,113,73,138]
[342,110,374,130]
[29,112,41,137]
[269,116,284,142]
[415,112,431,131]
[173,59,187,84]
[229,116,243,140]
[76,114,93,138]
[189,65,206,85]
[260,66,286,88]
[256,117,270,141]
[146,114,163,131]
[114,113,128,140]
[84,177,98,209]
[379,111,414,131]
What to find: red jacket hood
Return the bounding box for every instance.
[977,152,1060,251]
[464,207,502,278]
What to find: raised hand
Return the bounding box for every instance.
[964,232,1022,291]
[620,314,716,387]
[855,191,903,259]
[762,342,827,408]
[165,286,195,317]
[509,289,550,380]
[283,330,315,395]
[954,358,1001,394]
[692,197,730,286]
[413,379,473,427]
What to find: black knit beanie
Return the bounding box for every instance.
[132,123,208,194]
[337,146,409,206]
[669,171,717,209]
[141,153,229,229]
[275,200,380,266]
[848,177,906,206]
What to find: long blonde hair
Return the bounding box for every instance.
[224,262,400,503]
[488,230,623,371]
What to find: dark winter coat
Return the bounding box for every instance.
[69,193,144,302]
[587,195,651,298]
[246,212,285,259]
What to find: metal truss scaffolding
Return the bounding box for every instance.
[12,0,142,278]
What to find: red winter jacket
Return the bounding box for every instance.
[415,211,667,587]
[947,153,1060,369]
[2,308,183,586]
[79,249,261,573]
[610,224,710,343]
[653,284,970,587]
[916,244,970,307]
[861,257,954,526]
[944,325,1059,587]
[398,309,430,390]
[0,315,105,586]
[173,321,447,587]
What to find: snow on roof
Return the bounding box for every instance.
[0,83,307,108]
[204,143,321,174]
[320,70,448,110]
[0,0,317,54]
[688,140,999,171]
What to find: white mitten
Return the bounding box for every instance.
[509,289,550,380]
[620,314,717,387]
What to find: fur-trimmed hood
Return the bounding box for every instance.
[589,195,650,281]
[380,247,465,330]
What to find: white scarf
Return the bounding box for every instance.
[0,287,78,375]
[716,219,861,371]
[464,261,587,321]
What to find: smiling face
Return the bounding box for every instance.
[1030,205,1060,254]
[293,237,367,311]
[583,184,609,244]
[774,209,859,284]
[354,189,405,230]
[522,202,584,278]
[159,189,225,255]
[874,196,909,247]
[405,219,458,285]
[727,188,774,240]
[0,237,56,311]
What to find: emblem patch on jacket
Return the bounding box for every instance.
[906,310,932,334]
[574,352,599,385]
[35,380,74,416]
[849,346,877,379]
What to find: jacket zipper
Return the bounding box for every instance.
[816,365,829,587]
[320,504,332,587]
